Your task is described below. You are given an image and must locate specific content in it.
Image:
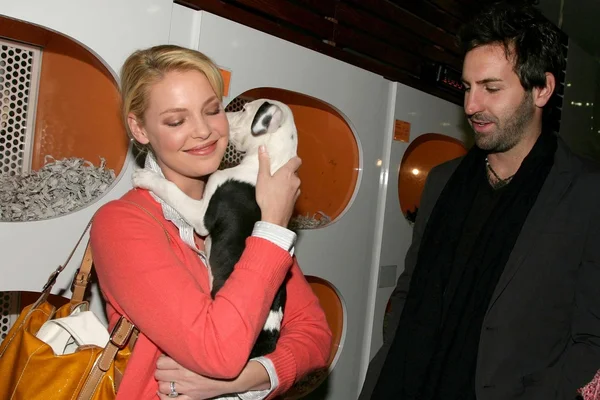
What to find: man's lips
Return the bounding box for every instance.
[470,120,494,133]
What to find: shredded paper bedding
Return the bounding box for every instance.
[289,211,331,230]
[0,156,116,222]
[1,155,330,228]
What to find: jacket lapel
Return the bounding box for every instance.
[486,139,579,312]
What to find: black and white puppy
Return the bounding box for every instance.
[131,99,298,358]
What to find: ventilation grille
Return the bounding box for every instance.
[0,292,19,341]
[0,39,41,176]
[220,96,251,169]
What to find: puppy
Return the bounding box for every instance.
[132,99,298,358]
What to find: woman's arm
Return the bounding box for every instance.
[155,355,271,399]
[154,258,332,400]
[91,199,293,379]
[255,258,333,398]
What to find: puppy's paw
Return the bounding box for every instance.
[196,224,210,237]
[131,169,163,190]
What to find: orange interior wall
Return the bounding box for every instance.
[305,276,344,367]
[243,88,360,222]
[283,275,344,399]
[19,291,70,313]
[0,15,127,174]
[398,133,467,215]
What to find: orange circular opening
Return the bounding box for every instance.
[282,275,345,399]
[224,88,359,229]
[0,15,127,221]
[398,133,467,218]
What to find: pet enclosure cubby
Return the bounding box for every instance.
[0,291,72,341]
[0,15,127,222]
[223,87,360,230]
[398,133,468,223]
[282,275,345,399]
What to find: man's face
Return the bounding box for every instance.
[462,43,536,153]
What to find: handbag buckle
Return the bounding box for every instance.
[109,317,134,350]
[70,268,88,291]
[41,267,62,292]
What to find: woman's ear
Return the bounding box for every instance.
[127,113,150,145]
[534,72,556,108]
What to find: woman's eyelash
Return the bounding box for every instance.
[207,104,222,115]
[166,120,183,127]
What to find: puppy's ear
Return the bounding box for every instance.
[266,107,283,134]
[251,101,284,135]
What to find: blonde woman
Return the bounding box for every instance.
[90,45,331,399]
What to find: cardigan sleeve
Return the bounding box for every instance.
[263,259,333,398]
[90,199,293,379]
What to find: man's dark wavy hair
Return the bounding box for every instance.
[458,0,566,93]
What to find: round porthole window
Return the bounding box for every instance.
[0,15,126,222]
[398,133,468,223]
[224,88,360,230]
[282,275,346,399]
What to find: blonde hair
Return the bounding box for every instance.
[120,44,224,151]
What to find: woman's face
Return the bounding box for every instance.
[128,69,229,194]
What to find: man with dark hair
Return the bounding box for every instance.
[359,1,600,399]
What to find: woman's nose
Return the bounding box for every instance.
[191,116,211,139]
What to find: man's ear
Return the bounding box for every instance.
[127,113,150,145]
[534,72,556,108]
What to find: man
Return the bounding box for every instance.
[359,1,600,399]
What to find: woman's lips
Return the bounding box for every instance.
[184,141,218,156]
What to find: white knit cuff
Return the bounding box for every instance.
[251,221,296,256]
[237,357,279,400]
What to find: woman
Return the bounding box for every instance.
[580,372,600,400]
[90,44,332,399]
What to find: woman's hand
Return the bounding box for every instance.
[155,355,271,399]
[155,355,230,400]
[256,145,302,228]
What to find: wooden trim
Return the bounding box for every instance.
[335,2,463,71]
[427,0,472,22]
[292,0,337,16]
[231,0,335,40]
[334,24,422,76]
[174,0,464,106]
[387,0,463,34]
[342,0,462,56]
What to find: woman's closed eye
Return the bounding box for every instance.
[165,119,184,127]
[205,103,222,116]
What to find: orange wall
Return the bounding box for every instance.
[0,15,127,174]
[398,133,467,215]
[243,88,359,222]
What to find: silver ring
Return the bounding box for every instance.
[168,381,179,398]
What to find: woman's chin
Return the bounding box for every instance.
[191,159,223,177]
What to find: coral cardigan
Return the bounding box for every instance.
[90,189,332,399]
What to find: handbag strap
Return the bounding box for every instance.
[78,316,136,400]
[30,219,93,313]
[77,199,173,399]
[71,239,94,303]
[39,219,93,295]
[121,199,173,240]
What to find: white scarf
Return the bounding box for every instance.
[143,152,202,255]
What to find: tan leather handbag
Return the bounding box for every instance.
[0,221,137,400]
